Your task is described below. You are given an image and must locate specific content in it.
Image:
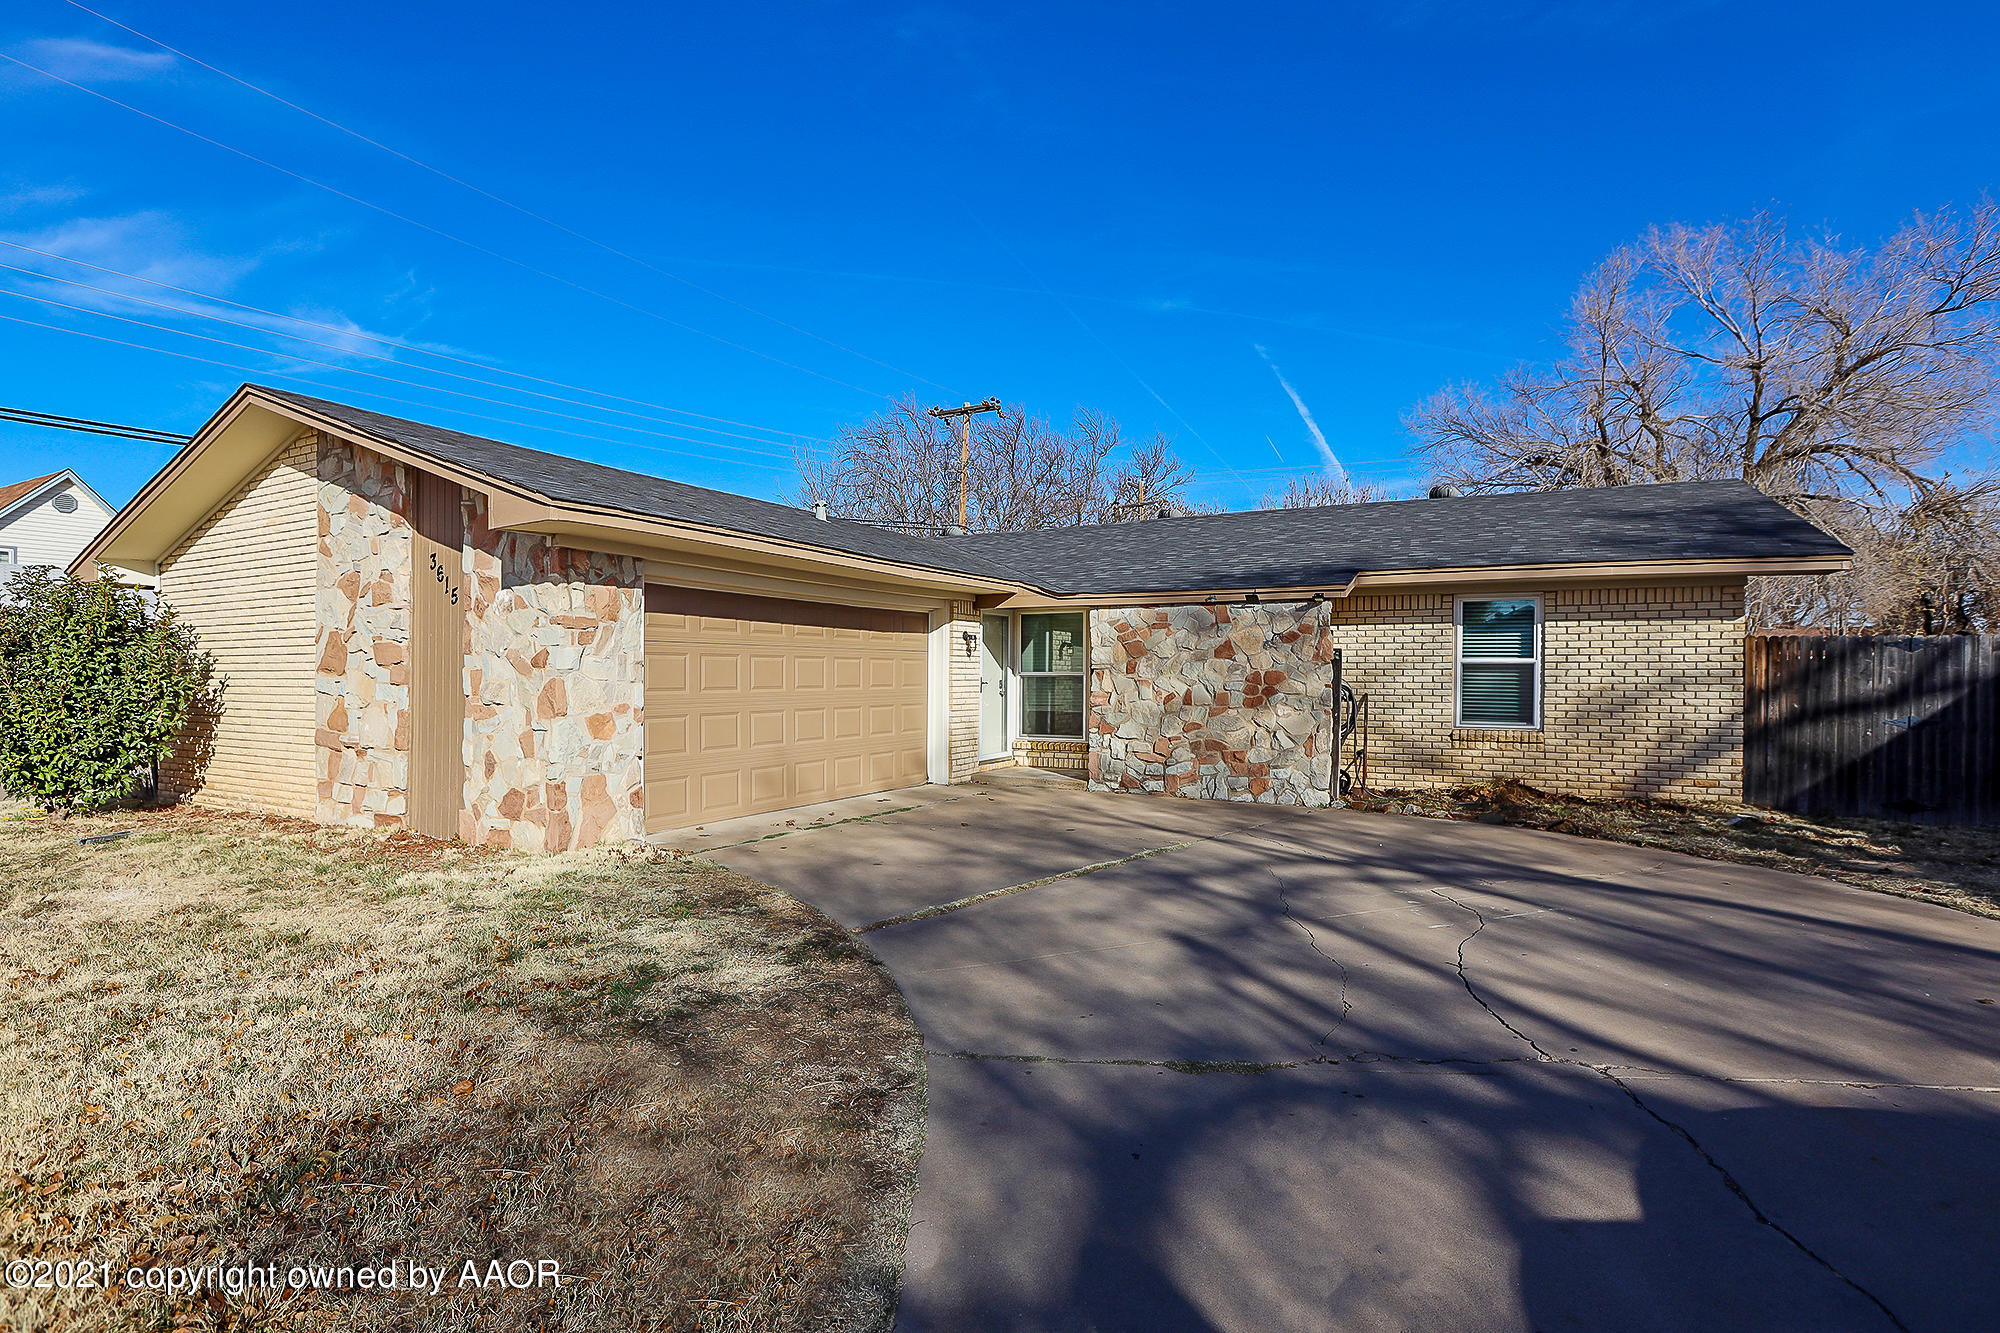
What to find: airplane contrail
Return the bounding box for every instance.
[1255,345,1345,481]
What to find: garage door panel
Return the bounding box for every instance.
[643,587,930,832]
[646,715,690,757]
[698,713,740,752]
[651,775,690,821]
[698,654,740,691]
[749,765,787,804]
[699,770,741,811]
[749,710,786,747]
[653,652,689,691]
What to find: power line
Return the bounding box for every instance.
[62,0,958,397]
[0,238,825,446]
[0,261,797,459]
[0,310,791,473]
[0,405,189,445]
[0,287,803,463]
[0,48,892,401]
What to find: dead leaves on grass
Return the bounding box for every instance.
[0,806,924,1333]
[1351,779,2000,917]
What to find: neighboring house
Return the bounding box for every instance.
[0,469,120,585]
[72,385,1851,851]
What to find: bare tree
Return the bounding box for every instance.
[1260,474,1392,508]
[1408,202,2000,629]
[799,396,1200,529]
[1753,484,2000,631]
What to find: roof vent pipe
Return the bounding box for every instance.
[811,500,829,521]
[1428,484,1462,499]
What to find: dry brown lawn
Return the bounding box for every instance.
[0,803,924,1332]
[1347,780,2000,919]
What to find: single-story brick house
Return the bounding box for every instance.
[72,385,1850,851]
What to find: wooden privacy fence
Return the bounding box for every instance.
[1744,634,2000,825]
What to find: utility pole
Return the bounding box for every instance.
[927,398,1002,529]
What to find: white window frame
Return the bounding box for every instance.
[0,546,17,566]
[1016,610,1087,741]
[1454,594,1542,730]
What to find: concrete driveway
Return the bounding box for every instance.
[657,782,2000,1332]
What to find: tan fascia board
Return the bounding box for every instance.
[67,389,268,578]
[641,554,962,612]
[985,582,1356,610]
[1341,554,1849,590]
[984,554,1852,610]
[478,491,1019,598]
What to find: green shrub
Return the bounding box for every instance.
[0,566,216,813]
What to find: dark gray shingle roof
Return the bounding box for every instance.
[257,387,1848,595]
[949,480,1851,594]
[256,387,1018,583]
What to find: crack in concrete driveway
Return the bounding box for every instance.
[679,785,2000,1332]
[1430,884,1913,1331]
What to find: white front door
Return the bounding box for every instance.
[980,614,1010,759]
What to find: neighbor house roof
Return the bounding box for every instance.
[76,386,1852,597]
[0,471,70,521]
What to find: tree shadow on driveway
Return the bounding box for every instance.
[906,1058,1999,1332]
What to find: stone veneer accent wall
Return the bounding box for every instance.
[314,435,646,849]
[316,437,412,827]
[1325,582,1746,800]
[1088,601,1340,805]
[461,493,645,851]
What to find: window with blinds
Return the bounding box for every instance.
[1456,597,1540,728]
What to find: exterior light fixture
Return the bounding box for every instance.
[962,629,979,656]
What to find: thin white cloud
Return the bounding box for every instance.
[0,183,87,215]
[3,211,255,294]
[1255,344,1346,482]
[0,212,463,370]
[16,37,175,83]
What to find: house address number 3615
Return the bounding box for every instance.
[427,551,461,605]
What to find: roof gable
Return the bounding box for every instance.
[0,469,112,527]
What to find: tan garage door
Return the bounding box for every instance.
[644,586,930,832]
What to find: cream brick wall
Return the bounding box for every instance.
[1331,581,1746,800]
[947,600,981,782]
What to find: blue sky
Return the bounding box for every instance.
[3,0,1996,513]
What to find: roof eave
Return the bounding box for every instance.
[984,552,1852,608]
[81,386,1029,597]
